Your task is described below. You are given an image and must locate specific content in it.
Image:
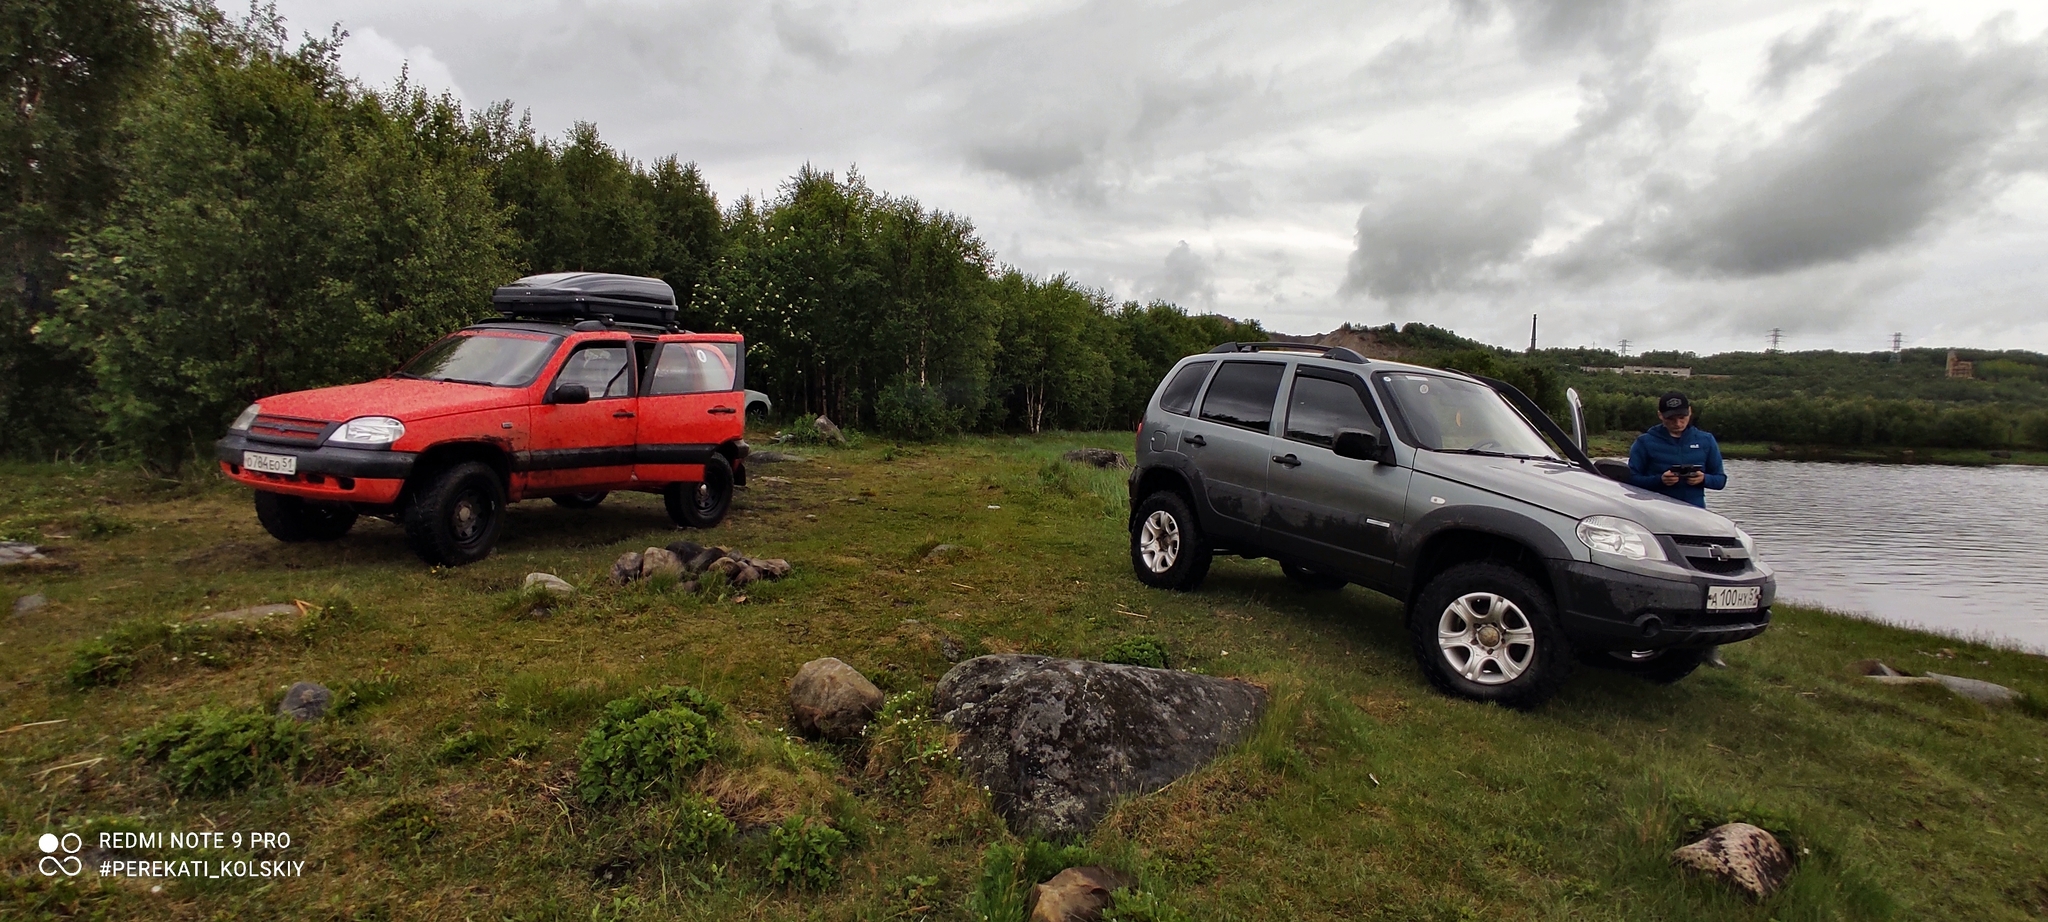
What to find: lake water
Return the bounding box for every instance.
[1711,460,2048,652]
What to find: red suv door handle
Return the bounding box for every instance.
[708,406,737,415]
[612,410,635,419]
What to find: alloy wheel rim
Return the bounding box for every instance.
[1139,510,1181,573]
[1437,592,1536,685]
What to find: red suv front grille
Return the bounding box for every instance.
[248,414,334,443]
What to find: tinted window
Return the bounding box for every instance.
[1284,373,1380,447]
[397,331,560,387]
[1158,361,1213,416]
[1198,362,1284,432]
[554,344,634,399]
[647,342,739,396]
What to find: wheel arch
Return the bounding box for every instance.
[1400,508,1572,608]
[1129,465,1198,529]
[405,441,513,502]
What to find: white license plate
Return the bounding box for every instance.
[243,451,298,475]
[1706,585,1761,611]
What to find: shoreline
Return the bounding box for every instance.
[1585,433,2048,467]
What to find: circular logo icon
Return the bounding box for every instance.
[37,832,82,876]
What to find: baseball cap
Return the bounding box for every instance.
[1658,392,1690,417]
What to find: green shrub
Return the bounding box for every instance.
[67,619,260,688]
[875,378,964,441]
[79,511,134,540]
[330,671,401,720]
[433,729,494,765]
[652,793,737,860]
[66,638,135,688]
[127,707,309,796]
[1101,637,1170,670]
[864,690,955,798]
[765,816,849,889]
[576,686,725,806]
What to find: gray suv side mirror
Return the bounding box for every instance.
[550,383,590,405]
[1332,428,1389,463]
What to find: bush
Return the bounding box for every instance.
[765,816,849,889]
[576,686,725,806]
[330,670,401,720]
[127,707,309,796]
[655,793,737,860]
[875,378,965,441]
[66,638,135,688]
[66,619,250,688]
[1101,637,1170,670]
[863,691,955,799]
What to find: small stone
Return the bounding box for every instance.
[706,556,742,579]
[610,552,644,585]
[940,635,966,662]
[13,593,48,615]
[679,580,699,594]
[1671,822,1792,901]
[665,539,706,565]
[732,565,762,587]
[788,657,884,742]
[745,557,793,580]
[640,547,684,580]
[1926,672,2020,705]
[923,544,965,562]
[685,546,728,574]
[0,541,47,566]
[278,682,334,722]
[523,573,576,598]
[1061,448,1130,469]
[751,451,809,464]
[204,603,300,623]
[812,416,847,444]
[1026,866,1133,922]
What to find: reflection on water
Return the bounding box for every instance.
[1713,460,2048,652]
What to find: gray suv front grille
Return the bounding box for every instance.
[1669,535,1751,576]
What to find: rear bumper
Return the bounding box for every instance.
[216,434,413,505]
[1550,559,1774,651]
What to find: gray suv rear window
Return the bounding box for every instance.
[1198,361,1284,433]
[1284,373,1380,447]
[1158,361,1213,416]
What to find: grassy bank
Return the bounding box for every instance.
[1585,431,2048,467]
[4,435,2046,920]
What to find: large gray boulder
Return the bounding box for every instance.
[279,682,334,722]
[935,655,1267,838]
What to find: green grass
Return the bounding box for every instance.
[4,434,2047,919]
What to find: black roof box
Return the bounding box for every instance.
[492,272,678,328]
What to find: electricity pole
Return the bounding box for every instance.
[1890,332,1903,363]
[1528,314,1537,354]
[1618,339,1631,357]
[1767,328,1783,353]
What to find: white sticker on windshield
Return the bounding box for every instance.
[1418,384,1429,393]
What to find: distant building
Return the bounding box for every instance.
[1580,365,1693,377]
[1946,350,1974,379]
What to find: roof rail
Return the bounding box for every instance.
[474,316,683,335]
[1208,341,1369,364]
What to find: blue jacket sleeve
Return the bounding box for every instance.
[1626,436,1664,489]
[1702,436,1727,490]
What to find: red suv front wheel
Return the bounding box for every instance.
[403,462,506,565]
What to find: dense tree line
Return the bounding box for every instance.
[1,4,1261,464]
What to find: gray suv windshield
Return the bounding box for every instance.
[1378,372,1556,458]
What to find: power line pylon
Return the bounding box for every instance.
[1890,332,1903,363]
[1767,328,1783,353]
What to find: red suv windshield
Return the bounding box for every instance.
[394,331,561,387]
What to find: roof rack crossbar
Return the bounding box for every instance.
[1208,341,1369,364]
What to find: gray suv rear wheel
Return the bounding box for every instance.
[1130,491,1212,591]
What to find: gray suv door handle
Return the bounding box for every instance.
[1183,434,1206,447]
[1272,453,1301,467]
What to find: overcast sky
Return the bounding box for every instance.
[265,0,2048,355]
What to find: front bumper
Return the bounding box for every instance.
[215,433,414,505]
[1550,559,1774,651]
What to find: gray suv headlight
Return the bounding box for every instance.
[330,416,406,447]
[1576,515,1666,561]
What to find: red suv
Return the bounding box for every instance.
[214,273,749,565]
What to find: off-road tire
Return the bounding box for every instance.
[403,461,506,566]
[253,491,357,542]
[550,492,608,509]
[1408,562,1574,708]
[1581,647,1709,685]
[666,454,733,528]
[1130,491,1212,591]
[1281,561,1347,591]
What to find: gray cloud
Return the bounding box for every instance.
[1758,12,1851,94]
[1642,29,2048,277]
[1343,168,1547,300]
[1497,0,1667,61]
[1150,241,1218,308]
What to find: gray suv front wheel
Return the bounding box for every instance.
[1409,562,1573,708]
[1130,491,1212,591]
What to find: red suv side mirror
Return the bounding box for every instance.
[550,383,590,405]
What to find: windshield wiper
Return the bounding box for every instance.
[1443,448,1562,463]
[389,371,422,380]
[436,377,499,387]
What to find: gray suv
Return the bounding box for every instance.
[1128,342,1774,707]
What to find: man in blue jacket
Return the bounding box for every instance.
[1628,391,1725,508]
